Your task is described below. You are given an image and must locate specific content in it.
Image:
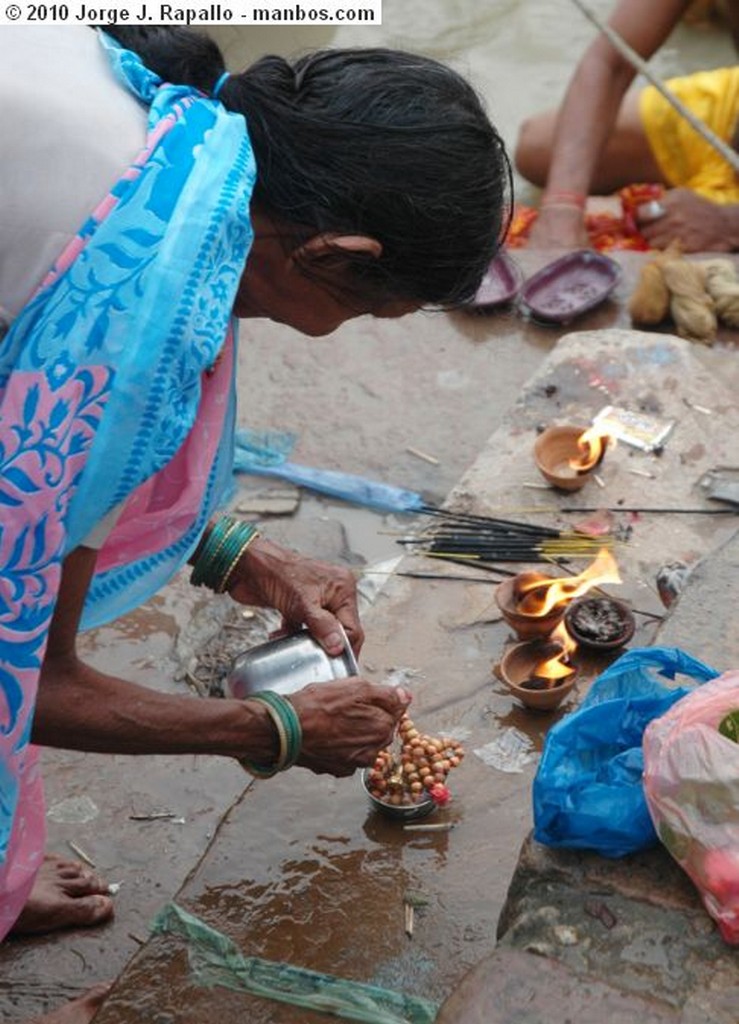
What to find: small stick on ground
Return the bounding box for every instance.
[403,822,456,833]
[406,445,440,465]
[68,840,96,868]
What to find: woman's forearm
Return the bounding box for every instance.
[544,48,635,196]
[545,0,691,197]
[33,651,278,762]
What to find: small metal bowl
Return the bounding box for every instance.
[227,625,358,699]
[360,769,436,822]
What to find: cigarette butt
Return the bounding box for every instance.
[406,445,440,465]
[404,902,415,938]
[593,473,606,489]
[627,468,656,479]
[68,840,96,868]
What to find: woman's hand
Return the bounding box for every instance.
[638,189,738,253]
[227,536,364,656]
[289,679,411,776]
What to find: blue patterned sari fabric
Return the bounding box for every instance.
[0,33,255,932]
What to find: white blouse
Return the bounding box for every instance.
[0,26,147,321]
[0,27,149,546]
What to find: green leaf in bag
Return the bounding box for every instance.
[718,710,739,743]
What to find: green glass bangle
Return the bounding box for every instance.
[253,691,302,769]
[214,524,259,593]
[240,691,303,779]
[190,516,259,592]
[190,516,238,588]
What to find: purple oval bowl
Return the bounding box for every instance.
[467,251,524,313]
[518,250,621,325]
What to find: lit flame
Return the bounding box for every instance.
[517,548,621,617]
[533,622,577,683]
[569,425,613,473]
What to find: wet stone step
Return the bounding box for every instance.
[435,947,680,1024]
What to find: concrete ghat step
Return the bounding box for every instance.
[491,835,739,1022]
[84,328,739,1023]
[437,329,739,1023]
[655,527,739,670]
[435,947,680,1024]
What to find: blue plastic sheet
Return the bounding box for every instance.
[233,428,426,514]
[533,646,719,858]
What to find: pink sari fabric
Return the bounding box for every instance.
[96,336,235,576]
[0,748,44,940]
[0,36,254,937]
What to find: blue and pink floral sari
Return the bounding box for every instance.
[0,35,255,935]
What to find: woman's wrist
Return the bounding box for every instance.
[190,515,260,593]
[239,692,303,778]
[230,697,281,764]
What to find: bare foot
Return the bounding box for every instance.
[10,855,114,936]
[28,982,112,1024]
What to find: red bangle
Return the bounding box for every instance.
[541,189,587,209]
[539,201,584,213]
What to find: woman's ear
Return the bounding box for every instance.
[291,233,383,266]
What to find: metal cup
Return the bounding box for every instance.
[226,624,358,699]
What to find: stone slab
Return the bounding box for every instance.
[436,947,681,1024]
[91,328,739,1023]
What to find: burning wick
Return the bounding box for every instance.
[522,622,577,689]
[515,548,621,618]
[568,426,614,475]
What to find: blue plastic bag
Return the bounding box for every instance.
[533,646,719,858]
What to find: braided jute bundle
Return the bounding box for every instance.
[701,258,739,329]
[627,244,680,326]
[661,257,717,344]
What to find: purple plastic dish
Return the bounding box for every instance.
[518,250,621,324]
[468,251,523,312]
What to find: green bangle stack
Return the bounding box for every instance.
[240,691,303,779]
[191,515,260,593]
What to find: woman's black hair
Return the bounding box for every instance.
[105,27,512,308]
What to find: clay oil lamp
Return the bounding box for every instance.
[495,548,622,639]
[534,423,613,492]
[564,594,636,652]
[497,622,579,711]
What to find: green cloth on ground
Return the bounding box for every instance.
[152,903,439,1024]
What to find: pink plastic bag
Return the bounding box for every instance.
[643,670,739,945]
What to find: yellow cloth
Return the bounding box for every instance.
[639,66,739,203]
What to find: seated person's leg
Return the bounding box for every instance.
[514,107,558,188]
[515,90,665,193]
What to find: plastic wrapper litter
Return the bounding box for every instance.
[533,647,717,858]
[643,670,739,945]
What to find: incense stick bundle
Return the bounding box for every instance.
[403,506,616,564]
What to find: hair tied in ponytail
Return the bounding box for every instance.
[211,71,230,100]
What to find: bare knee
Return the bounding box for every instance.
[514,111,557,188]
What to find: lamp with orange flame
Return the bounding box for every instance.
[532,621,578,687]
[516,548,621,618]
[568,425,614,474]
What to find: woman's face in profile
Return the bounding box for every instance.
[233,212,419,336]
